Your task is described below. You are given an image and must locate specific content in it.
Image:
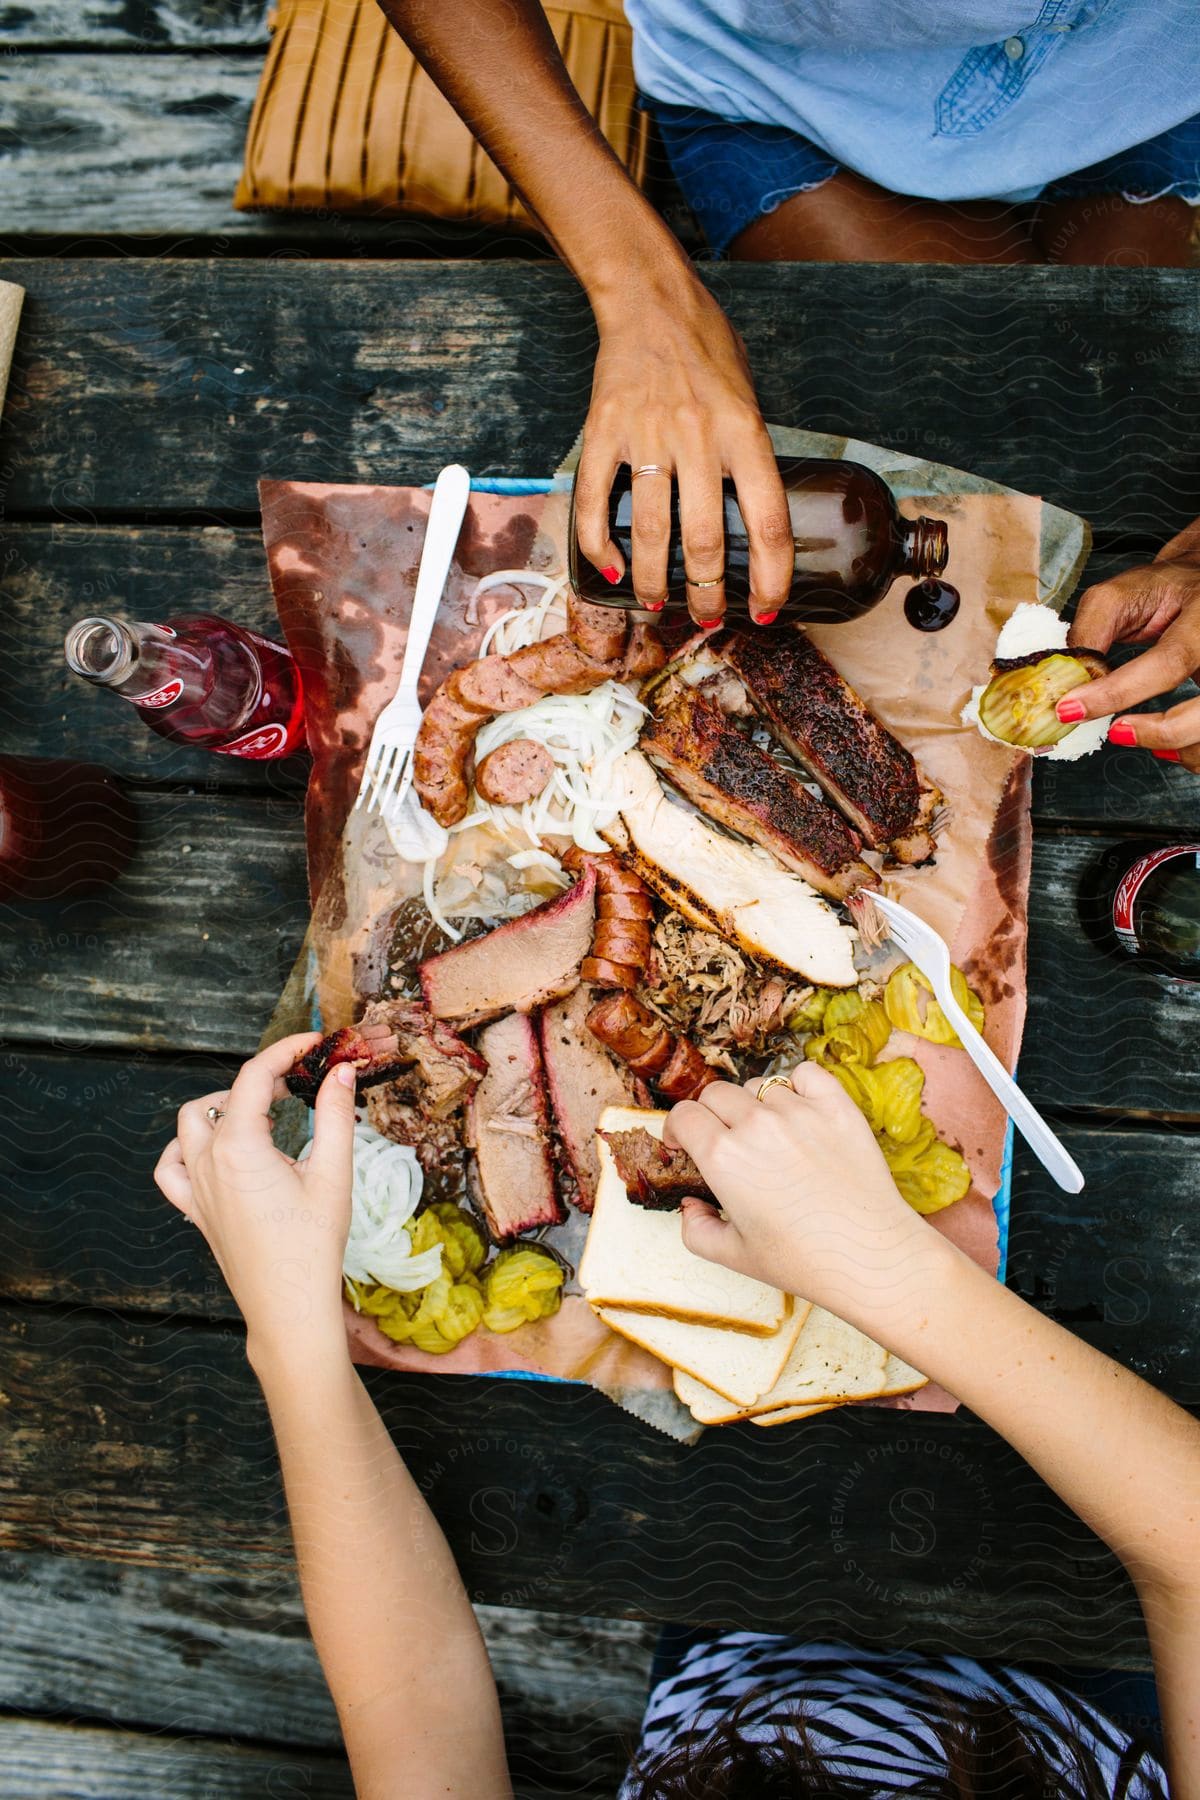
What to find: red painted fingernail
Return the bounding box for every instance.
[600,565,620,585]
[1153,748,1181,763]
[1055,698,1086,723]
[1107,720,1137,747]
[753,610,779,627]
[643,599,665,612]
[699,617,723,631]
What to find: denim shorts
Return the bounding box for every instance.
[647,101,1200,256]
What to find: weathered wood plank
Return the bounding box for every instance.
[1024,836,1200,1118]
[0,790,308,1053]
[1,0,270,49]
[2,258,1197,537]
[0,1300,1157,1666]
[6,525,1193,826]
[0,57,539,247]
[0,1551,653,1795]
[0,1716,354,1799]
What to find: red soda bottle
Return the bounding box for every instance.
[64,614,305,759]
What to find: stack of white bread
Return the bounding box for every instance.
[579,1107,928,1426]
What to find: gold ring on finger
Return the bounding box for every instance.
[206,1104,225,1126]
[632,463,669,479]
[686,575,724,590]
[756,1074,795,1103]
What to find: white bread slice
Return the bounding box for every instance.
[751,1354,927,1426]
[579,1107,787,1336]
[599,1300,812,1406]
[752,1402,837,1427]
[675,1307,890,1424]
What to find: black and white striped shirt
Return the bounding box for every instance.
[621,1634,1166,1796]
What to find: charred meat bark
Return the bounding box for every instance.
[285,1027,405,1105]
[601,1127,715,1210]
[420,863,597,1027]
[466,1012,565,1241]
[640,687,874,900]
[723,629,941,864]
[357,999,485,1120]
[586,991,720,1103]
[539,985,642,1212]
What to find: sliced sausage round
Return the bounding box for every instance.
[474,738,555,807]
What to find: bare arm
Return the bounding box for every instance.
[668,1066,1200,1794]
[250,1340,511,1800]
[155,1037,510,1800]
[375,0,795,626]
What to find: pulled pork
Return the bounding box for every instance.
[646,911,815,1059]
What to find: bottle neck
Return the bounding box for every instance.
[65,616,210,706]
[900,517,949,579]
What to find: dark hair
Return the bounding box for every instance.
[626,1682,1164,1800]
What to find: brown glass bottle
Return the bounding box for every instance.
[568,457,948,623]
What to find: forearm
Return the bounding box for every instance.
[858,1237,1200,1603]
[250,1334,510,1800]
[374,0,691,307]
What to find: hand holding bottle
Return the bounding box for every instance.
[1058,515,1200,772]
[571,263,796,629]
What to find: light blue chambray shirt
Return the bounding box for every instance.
[625,0,1200,202]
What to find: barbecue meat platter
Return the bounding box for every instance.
[292,577,984,1389]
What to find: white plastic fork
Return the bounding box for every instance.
[354,463,471,818]
[866,890,1085,1194]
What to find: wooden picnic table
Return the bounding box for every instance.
[1,246,1199,1791]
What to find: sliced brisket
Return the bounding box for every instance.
[602,1126,715,1210]
[466,1012,565,1241]
[539,985,641,1212]
[420,863,597,1028]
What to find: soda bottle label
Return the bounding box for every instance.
[134,677,185,710]
[212,721,292,759]
[1113,844,1200,952]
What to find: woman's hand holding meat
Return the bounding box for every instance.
[154,1032,356,1367]
[1059,515,1200,771]
[664,1063,951,1336]
[573,258,796,629]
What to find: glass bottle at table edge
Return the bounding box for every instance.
[0,754,136,902]
[568,456,951,625]
[1079,841,1200,981]
[64,613,305,759]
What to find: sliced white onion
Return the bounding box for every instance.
[299,1124,444,1298]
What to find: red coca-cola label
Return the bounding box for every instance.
[212,722,292,759]
[133,677,184,710]
[1113,844,1200,951]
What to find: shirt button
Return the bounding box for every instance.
[1004,35,1025,59]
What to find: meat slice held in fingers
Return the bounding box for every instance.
[722,629,941,865]
[640,687,875,900]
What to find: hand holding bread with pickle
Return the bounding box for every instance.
[1056,514,1200,771]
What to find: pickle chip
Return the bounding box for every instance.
[977,652,1097,750]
